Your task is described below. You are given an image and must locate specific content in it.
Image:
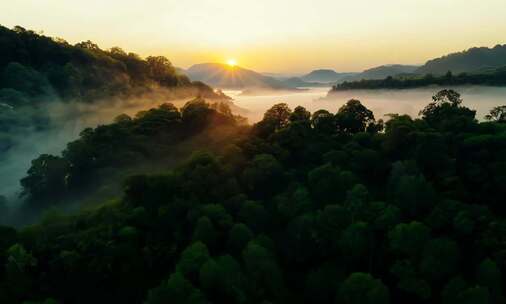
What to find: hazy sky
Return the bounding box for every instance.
[1,0,506,73]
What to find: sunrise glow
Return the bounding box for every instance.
[227,59,237,67]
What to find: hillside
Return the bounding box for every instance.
[0,26,225,103]
[186,63,293,91]
[344,64,419,81]
[330,66,506,91]
[300,69,356,83]
[280,77,333,88]
[0,25,230,159]
[417,44,506,75]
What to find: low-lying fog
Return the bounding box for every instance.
[1,85,505,207]
[0,97,199,201]
[228,86,506,123]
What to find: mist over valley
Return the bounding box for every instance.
[1,3,506,301]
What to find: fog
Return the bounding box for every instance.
[0,94,223,204]
[1,85,505,220]
[227,86,506,123]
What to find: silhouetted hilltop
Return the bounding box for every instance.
[344,64,419,81]
[280,77,332,88]
[301,69,356,83]
[186,63,293,90]
[417,44,506,75]
[0,25,224,103]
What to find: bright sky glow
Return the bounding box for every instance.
[1,0,506,73]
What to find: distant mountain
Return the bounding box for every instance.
[330,65,506,91]
[186,63,293,90]
[301,69,356,83]
[417,44,506,75]
[344,64,419,81]
[280,77,333,88]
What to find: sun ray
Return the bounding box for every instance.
[227,59,237,67]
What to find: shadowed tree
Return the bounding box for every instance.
[485,105,506,122]
[199,255,246,303]
[311,109,336,134]
[254,103,292,136]
[388,221,430,258]
[176,242,210,280]
[337,272,390,304]
[335,99,375,133]
[289,106,311,124]
[145,272,207,304]
[419,89,476,130]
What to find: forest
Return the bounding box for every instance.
[331,68,506,91]
[1,88,506,304]
[0,25,228,156]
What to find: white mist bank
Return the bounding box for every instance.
[227,86,506,123]
[0,95,220,201]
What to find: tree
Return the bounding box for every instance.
[238,201,271,233]
[242,154,284,197]
[275,186,312,220]
[339,222,371,262]
[304,263,343,304]
[442,277,490,304]
[344,184,369,223]
[242,241,284,299]
[145,272,207,304]
[263,103,292,129]
[289,106,311,123]
[254,103,292,136]
[311,109,335,134]
[193,217,218,249]
[227,223,254,255]
[146,55,179,86]
[419,89,476,130]
[283,213,319,262]
[181,98,213,130]
[485,105,506,122]
[199,255,245,303]
[308,164,357,205]
[390,260,431,300]
[335,99,375,133]
[135,103,181,134]
[388,162,436,218]
[337,272,390,304]
[476,258,502,302]
[1,62,50,95]
[20,154,68,200]
[5,244,37,298]
[176,242,210,280]
[388,221,430,258]
[420,238,459,282]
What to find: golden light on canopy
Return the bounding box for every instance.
[1,0,506,73]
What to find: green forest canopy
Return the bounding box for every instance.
[1,90,506,303]
[0,24,229,156]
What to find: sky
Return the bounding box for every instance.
[1,0,506,73]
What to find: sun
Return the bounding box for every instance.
[226,59,237,67]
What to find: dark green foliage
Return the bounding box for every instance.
[145,272,207,304]
[0,25,221,103]
[176,242,211,280]
[485,106,506,122]
[0,25,228,156]
[331,64,506,91]
[21,100,238,207]
[5,89,506,303]
[335,99,375,133]
[337,272,390,304]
